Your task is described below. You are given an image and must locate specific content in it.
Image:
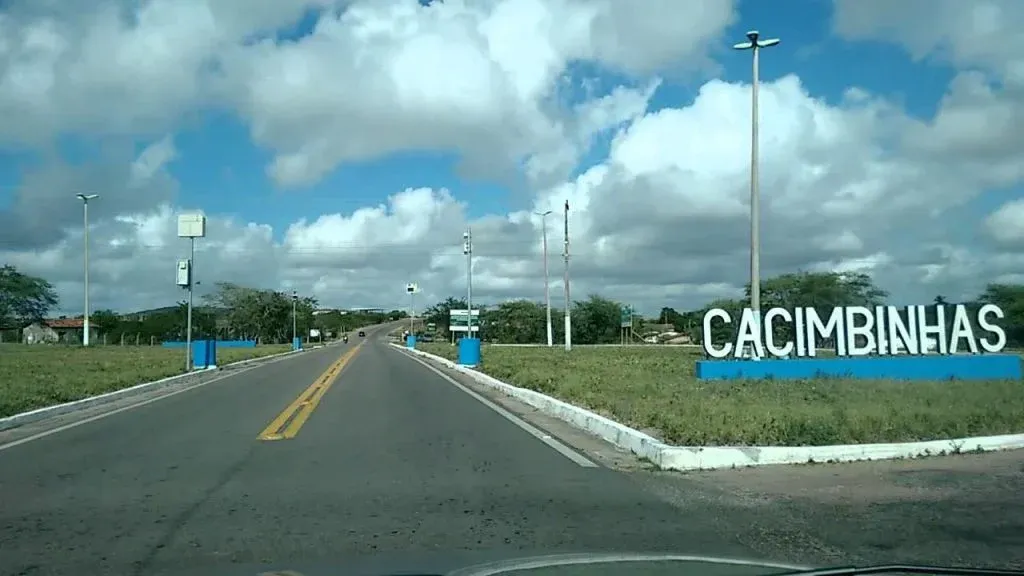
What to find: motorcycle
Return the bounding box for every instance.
[343,335,349,343]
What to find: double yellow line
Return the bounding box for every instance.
[258,344,362,441]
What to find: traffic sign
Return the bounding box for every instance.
[620,305,633,328]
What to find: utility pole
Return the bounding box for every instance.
[535,210,553,346]
[463,229,474,337]
[563,199,572,351]
[76,194,99,346]
[734,29,779,359]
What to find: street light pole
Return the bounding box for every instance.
[292,290,298,347]
[535,210,553,347]
[463,229,474,337]
[76,194,99,346]
[734,29,779,357]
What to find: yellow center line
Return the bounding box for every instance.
[257,344,362,441]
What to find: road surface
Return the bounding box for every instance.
[2,327,1022,575]
[0,328,755,576]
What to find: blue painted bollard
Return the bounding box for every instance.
[292,337,302,351]
[407,335,417,349]
[192,339,217,370]
[458,337,481,368]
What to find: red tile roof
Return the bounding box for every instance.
[45,318,84,329]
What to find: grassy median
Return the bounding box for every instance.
[0,343,293,418]
[416,343,1024,447]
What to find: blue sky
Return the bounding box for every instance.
[0,0,962,238]
[2,0,1022,315]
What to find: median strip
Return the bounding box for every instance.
[258,345,361,441]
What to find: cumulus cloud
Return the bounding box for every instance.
[1,0,1023,317]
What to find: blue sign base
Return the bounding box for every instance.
[458,337,481,367]
[696,354,1022,381]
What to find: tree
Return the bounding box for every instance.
[975,284,1024,347]
[204,283,317,343]
[423,297,468,334]
[484,300,549,344]
[571,295,623,345]
[0,265,58,327]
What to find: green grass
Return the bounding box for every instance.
[0,343,292,418]
[417,343,1024,447]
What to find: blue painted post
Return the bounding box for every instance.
[292,337,302,351]
[407,334,417,349]
[192,340,217,370]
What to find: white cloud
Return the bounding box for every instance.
[2,0,1024,319]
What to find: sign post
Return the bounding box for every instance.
[620,305,633,345]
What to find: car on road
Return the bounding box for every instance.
[358,330,366,337]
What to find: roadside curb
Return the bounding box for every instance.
[0,343,331,432]
[392,344,1024,471]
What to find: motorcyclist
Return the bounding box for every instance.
[343,334,349,343]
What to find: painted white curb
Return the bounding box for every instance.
[394,344,1024,471]
[0,343,331,432]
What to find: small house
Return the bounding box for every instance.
[22,322,59,344]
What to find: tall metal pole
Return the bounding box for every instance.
[76,194,98,346]
[535,211,553,346]
[464,229,474,337]
[185,237,195,370]
[563,199,572,351]
[82,201,91,347]
[734,30,779,358]
[409,291,415,334]
[292,290,297,346]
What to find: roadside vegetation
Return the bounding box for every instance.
[0,265,398,418]
[417,343,1024,447]
[411,271,1024,447]
[0,343,292,418]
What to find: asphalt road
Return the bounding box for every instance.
[0,328,765,576]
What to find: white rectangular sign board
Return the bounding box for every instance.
[449,309,480,332]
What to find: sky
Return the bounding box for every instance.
[1,0,1023,316]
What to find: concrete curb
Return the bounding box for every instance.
[393,344,1024,471]
[0,343,329,432]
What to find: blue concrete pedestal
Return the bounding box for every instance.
[407,335,417,349]
[458,337,481,367]
[696,354,1023,381]
[292,337,302,351]
[192,339,217,370]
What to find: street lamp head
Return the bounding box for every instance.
[535,210,553,217]
[746,30,759,42]
[76,193,99,201]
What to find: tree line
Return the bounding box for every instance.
[0,265,404,345]
[421,271,1024,348]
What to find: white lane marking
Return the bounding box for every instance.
[0,349,325,453]
[395,349,598,468]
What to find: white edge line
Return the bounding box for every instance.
[391,344,1024,472]
[0,343,350,452]
[392,345,598,468]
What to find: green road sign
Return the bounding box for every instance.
[620,306,633,328]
